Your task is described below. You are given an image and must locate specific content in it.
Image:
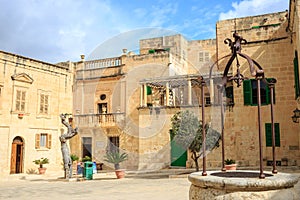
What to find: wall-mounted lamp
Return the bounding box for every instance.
[291,108,300,123]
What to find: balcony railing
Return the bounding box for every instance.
[74,113,125,127]
[85,57,122,69]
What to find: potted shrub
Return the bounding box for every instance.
[71,154,79,163]
[81,155,92,162]
[33,157,49,174]
[104,151,128,179]
[225,159,237,170]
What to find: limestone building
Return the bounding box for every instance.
[0,51,74,177]
[1,0,300,177]
[72,7,300,170]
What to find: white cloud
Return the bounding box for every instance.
[0,0,290,63]
[219,0,289,20]
[0,0,120,63]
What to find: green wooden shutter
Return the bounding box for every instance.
[265,123,280,147]
[243,80,252,105]
[146,86,152,95]
[275,123,280,147]
[294,52,300,98]
[265,123,272,147]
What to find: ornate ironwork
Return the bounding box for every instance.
[206,32,277,179]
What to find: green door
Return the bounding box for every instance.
[170,130,187,167]
[171,141,187,166]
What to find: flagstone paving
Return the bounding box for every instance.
[0,169,299,200]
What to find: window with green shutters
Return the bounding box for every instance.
[294,51,300,99]
[146,86,152,95]
[243,79,275,106]
[265,123,280,147]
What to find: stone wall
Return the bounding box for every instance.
[0,51,73,177]
[212,11,300,167]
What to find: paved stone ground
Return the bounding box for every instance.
[0,172,190,200]
[0,168,299,200]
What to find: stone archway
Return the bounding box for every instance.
[10,136,24,174]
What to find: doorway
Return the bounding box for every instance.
[170,130,187,167]
[10,136,24,174]
[98,103,107,114]
[82,137,92,159]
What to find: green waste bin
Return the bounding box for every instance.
[83,161,93,180]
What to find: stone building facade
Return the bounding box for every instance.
[211,10,300,167]
[72,7,300,171]
[1,1,300,177]
[0,51,74,177]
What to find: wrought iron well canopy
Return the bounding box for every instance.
[203,32,278,179]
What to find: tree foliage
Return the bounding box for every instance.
[170,110,221,171]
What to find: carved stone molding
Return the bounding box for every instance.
[11,73,34,84]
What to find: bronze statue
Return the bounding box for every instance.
[60,114,78,179]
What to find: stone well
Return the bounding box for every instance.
[188,170,299,200]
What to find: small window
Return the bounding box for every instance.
[204,52,209,62]
[38,90,50,115]
[243,79,275,106]
[15,90,26,112]
[100,94,106,100]
[199,51,210,62]
[199,52,204,62]
[265,123,280,147]
[39,94,49,114]
[205,96,211,106]
[35,133,52,149]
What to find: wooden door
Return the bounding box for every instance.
[10,143,17,173]
[10,137,24,174]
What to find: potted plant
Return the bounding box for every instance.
[81,155,92,162]
[104,151,128,179]
[33,157,49,174]
[225,159,237,170]
[70,154,79,163]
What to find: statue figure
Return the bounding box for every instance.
[60,114,78,179]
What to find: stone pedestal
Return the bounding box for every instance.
[188,170,299,200]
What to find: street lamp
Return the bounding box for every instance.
[292,108,300,123]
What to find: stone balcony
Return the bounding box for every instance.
[74,113,125,128]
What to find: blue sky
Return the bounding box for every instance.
[0,0,289,63]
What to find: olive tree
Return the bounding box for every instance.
[170,110,221,171]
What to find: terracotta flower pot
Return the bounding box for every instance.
[225,164,237,170]
[115,169,125,179]
[38,167,47,174]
